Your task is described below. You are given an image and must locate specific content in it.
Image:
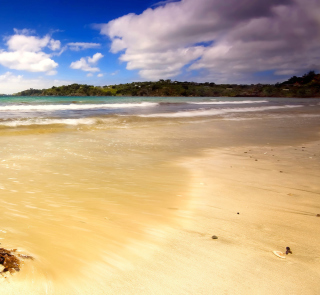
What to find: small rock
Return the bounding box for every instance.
[280,171,283,173]
[211,235,218,239]
[286,246,292,255]
[316,214,320,217]
[237,212,239,215]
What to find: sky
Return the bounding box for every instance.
[0,0,319,94]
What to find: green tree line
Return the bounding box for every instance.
[13,72,320,98]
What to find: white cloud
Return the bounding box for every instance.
[87,73,93,77]
[121,46,204,79]
[70,52,104,72]
[13,28,36,35]
[88,52,103,63]
[67,42,101,51]
[0,72,70,94]
[100,0,320,82]
[0,51,58,72]
[97,73,103,77]
[0,30,59,74]
[6,34,50,52]
[49,39,61,51]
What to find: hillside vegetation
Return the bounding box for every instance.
[14,71,320,97]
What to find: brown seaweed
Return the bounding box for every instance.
[0,247,33,275]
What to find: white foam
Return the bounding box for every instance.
[1,118,97,127]
[0,102,158,112]
[138,105,303,118]
[188,100,268,105]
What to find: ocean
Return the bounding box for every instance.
[0,96,318,127]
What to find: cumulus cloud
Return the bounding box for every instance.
[88,52,103,63]
[99,0,320,82]
[70,53,104,72]
[0,72,70,94]
[49,39,61,51]
[67,42,101,51]
[0,31,59,74]
[97,73,103,77]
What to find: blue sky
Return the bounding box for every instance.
[0,0,319,93]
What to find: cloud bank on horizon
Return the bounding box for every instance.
[0,0,319,93]
[101,0,320,82]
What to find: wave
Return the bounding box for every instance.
[0,118,98,127]
[138,105,303,118]
[188,100,268,105]
[0,102,158,112]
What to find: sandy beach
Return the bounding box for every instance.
[93,141,320,295]
[0,99,319,294]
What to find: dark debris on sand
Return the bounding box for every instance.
[0,248,33,276]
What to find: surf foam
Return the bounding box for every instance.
[138,105,303,118]
[0,118,97,127]
[188,100,269,105]
[0,102,158,112]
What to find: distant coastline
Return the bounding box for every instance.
[10,71,320,98]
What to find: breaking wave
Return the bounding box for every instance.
[0,102,158,112]
[138,105,303,118]
[0,118,98,127]
[188,100,268,105]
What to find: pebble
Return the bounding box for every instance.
[286,246,292,255]
[211,235,218,239]
[316,214,320,217]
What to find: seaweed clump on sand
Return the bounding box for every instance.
[0,248,33,276]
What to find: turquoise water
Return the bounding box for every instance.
[0,96,318,127]
[0,95,317,104]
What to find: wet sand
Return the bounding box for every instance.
[0,112,320,294]
[98,141,320,295]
